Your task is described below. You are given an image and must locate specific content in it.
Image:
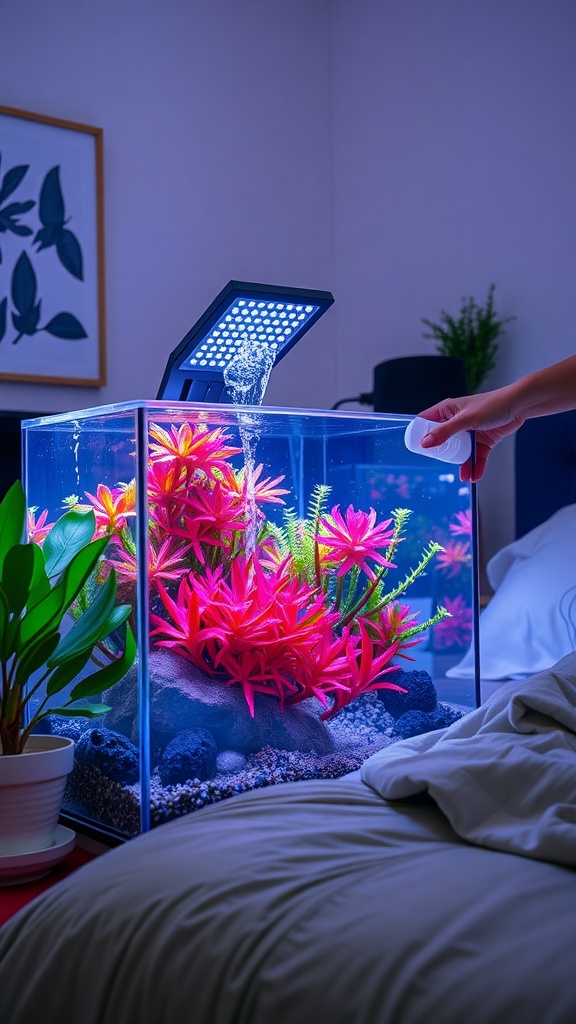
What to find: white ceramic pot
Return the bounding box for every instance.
[0,735,75,856]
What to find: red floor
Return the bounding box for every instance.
[0,845,96,927]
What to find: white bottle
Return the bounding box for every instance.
[404,416,471,465]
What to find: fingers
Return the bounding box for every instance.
[460,447,489,483]
[420,421,457,448]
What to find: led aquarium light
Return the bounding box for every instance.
[157,280,335,403]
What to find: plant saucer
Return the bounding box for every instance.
[0,825,76,887]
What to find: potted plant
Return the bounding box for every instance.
[421,283,515,394]
[0,479,136,856]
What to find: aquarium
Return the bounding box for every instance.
[22,401,479,841]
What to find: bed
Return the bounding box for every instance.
[1,413,576,1024]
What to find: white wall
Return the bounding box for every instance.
[0,0,335,414]
[2,0,575,563]
[330,0,576,563]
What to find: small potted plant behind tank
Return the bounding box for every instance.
[421,283,515,393]
[0,480,136,856]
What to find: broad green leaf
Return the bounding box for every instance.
[0,481,25,574]
[103,603,132,632]
[2,543,36,617]
[27,544,51,608]
[52,703,111,717]
[0,586,9,661]
[45,649,92,698]
[48,570,118,665]
[56,536,109,610]
[19,536,108,647]
[14,630,60,689]
[43,508,96,579]
[18,585,67,650]
[69,625,136,699]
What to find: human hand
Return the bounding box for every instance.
[417,390,525,482]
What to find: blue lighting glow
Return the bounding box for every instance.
[182,298,319,371]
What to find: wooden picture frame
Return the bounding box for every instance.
[0,105,106,386]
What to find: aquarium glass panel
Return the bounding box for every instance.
[22,401,479,841]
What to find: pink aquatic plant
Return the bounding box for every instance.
[107,531,192,589]
[449,509,472,536]
[41,419,455,721]
[433,594,473,649]
[148,422,242,476]
[435,539,471,577]
[82,481,136,536]
[318,504,396,579]
[26,506,53,543]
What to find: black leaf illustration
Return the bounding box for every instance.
[33,165,84,279]
[10,253,41,341]
[38,166,65,230]
[44,312,87,340]
[0,298,6,342]
[0,156,35,264]
[34,224,62,250]
[0,201,35,236]
[11,251,37,315]
[0,161,30,206]
[57,228,83,281]
[12,302,41,340]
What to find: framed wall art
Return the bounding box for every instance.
[0,105,106,386]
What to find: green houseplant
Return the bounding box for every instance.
[0,479,136,856]
[421,284,515,394]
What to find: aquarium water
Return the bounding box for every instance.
[23,401,479,841]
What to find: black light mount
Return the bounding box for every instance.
[157,280,334,403]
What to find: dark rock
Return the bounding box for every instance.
[378,669,438,718]
[104,650,335,757]
[392,702,465,740]
[32,715,88,744]
[75,728,140,784]
[158,728,217,786]
[434,702,466,729]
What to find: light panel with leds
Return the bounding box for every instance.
[157,281,334,403]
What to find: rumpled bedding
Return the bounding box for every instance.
[1,660,576,1024]
[362,652,576,865]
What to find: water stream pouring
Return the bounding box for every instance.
[223,334,277,559]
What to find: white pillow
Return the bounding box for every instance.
[446,503,576,680]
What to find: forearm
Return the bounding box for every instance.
[509,355,576,419]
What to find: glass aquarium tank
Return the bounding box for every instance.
[22,401,479,842]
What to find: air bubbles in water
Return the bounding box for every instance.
[71,420,82,491]
[223,334,276,563]
[223,333,275,407]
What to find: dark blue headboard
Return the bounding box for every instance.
[515,409,576,539]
